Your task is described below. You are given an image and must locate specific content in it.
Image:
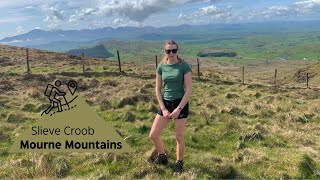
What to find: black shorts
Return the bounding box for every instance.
[157,98,189,119]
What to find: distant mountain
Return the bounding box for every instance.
[1,20,320,52]
[67,44,114,58]
[0,26,154,46]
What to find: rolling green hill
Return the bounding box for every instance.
[72,32,320,64]
[67,44,114,58]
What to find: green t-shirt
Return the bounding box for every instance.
[156,60,192,101]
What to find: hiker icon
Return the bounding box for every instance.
[41,80,78,116]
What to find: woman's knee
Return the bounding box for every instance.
[149,131,159,141]
[175,134,184,144]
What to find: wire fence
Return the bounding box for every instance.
[18,48,319,90]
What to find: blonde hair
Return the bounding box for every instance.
[161,40,183,65]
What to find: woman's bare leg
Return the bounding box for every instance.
[149,114,170,154]
[174,118,187,160]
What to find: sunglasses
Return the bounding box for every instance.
[165,49,178,54]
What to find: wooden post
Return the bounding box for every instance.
[197,58,200,79]
[26,48,30,75]
[81,52,85,73]
[117,50,121,72]
[306,73,309,88]
[242,66,245,84]
[155,55,158,69]
[274,69,277,87]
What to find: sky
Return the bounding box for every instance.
[0,0,320,39]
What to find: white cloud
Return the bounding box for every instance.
[293,0,320,13]
[249,0,320,20]
[210,11,233,21]
[69,15,78,24]
[98,1,162,22]
[99,4,114,16]
[97,0,216,22]
[2,0,320,35]
[111,18,141,27]
[63,0,216,26]
[198,5,224,15]
[42,7,64,22]
[261,6,298,18]
[82,8,96,16]
[178,13,195,23]
[68,8,98,24]
[42,6,65,29]
[16,26,24,33]
[49,7,64,20]
[25,6,35,9]
[112,18,125,26]
[178,5,232,23]
[178,0,320,23]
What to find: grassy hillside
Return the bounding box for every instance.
[0,45,320,179]
[67,44,114,58]
[74,30,320,64]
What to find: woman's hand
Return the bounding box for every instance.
[169,108,181,119]
[162,109,171,119]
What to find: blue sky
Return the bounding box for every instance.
[0,0,320,39]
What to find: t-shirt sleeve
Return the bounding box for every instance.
[156,64,162,75]
[183,62,192,75]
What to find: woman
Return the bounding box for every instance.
[149,40,192,175]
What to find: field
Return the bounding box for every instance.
[0,43,320,179]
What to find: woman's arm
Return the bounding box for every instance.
[155,73,166,110]
[177,71,192,109]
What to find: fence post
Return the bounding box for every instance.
[197,58,200,79]
[26,48,30,75]
[81,52,85,73]
[117,50,122,72]
[274,69,277,87]
[155,55,158,69]
[306,73,309,88]
[242,66,245,84]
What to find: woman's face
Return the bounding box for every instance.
[165,44,178,58]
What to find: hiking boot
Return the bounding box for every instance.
[152,153,168,165]
[173,160,184,176]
